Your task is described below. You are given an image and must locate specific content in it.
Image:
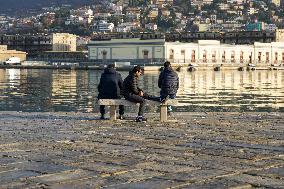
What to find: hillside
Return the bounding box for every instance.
[0,0,97,16]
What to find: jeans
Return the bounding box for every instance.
[125,92,160,117]
[160,94,176,112]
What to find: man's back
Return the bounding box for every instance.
[98,67,122,99]
[158,67,179,96]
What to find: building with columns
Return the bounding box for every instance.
[88,38,284,65]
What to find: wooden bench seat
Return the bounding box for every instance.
[98,99,178,122]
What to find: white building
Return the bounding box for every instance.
[116,22,140,32]
[88,38,284,65]
[92,20,114,33]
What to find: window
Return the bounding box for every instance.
[222,51,226,63]
[212,51,216,63]
[266,52,269,63]
[231,51,235,63]
[240,51,244,63]
[169,49,174,60]
[275,52,278,63]
[202,50,207,63]
[258,52,262,63]
[143,50,149,59]
[102,50,107,60]
[191,50,195,62]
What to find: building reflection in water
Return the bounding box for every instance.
[0,69,283,112]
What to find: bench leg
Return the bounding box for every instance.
[160,105,167,122]
[109,105,116,121]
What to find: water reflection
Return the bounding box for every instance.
[0,68,283,112]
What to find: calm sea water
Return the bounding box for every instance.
[0,68,283,112]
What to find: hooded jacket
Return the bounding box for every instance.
[158,67,179,95]
[98,67,123,99]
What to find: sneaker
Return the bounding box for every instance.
[100,115,106,120]
[136,116,147,122]
[160,95,169,104]
[118,115,124,120]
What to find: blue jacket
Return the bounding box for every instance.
[158,67,179,95]
[98,67,123,99]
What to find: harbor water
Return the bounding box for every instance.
[0,68,283,112]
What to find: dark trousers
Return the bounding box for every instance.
[125,93,159,117]
[100,105,124,116]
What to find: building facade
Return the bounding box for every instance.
[52,33,77,52]
[0,45,27,63]
[88,38,284,65]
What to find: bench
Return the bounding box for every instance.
[98,99,178,122]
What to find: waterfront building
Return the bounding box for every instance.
[52,33,77,52]
[0,45,27,63]
[88,38,165,64]
[88,38,284,65]
[0,34,52,58]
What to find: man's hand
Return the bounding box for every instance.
[139,90,144,96]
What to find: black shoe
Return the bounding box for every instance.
[100,115,106,120]
[136,116,147,122]
[118,115,124,120]
[160,95,169,104]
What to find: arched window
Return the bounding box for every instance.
[169,49,174,60]
[258,52,262,63]
[191,50,195,62]
[202,50,207,63]
[240,51,244,63]
[275,52,278,64]
[266,52,269,63]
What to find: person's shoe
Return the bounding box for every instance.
[100,115,106,120]
[136,116,147,122]
[160,95,169,104]
[118,115,124,120]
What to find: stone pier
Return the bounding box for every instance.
[0,112,283,188]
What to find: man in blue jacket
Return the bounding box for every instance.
[98,64,124,120]
[158,61,179,114]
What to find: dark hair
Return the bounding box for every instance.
[132,65,142,73]
[107,63,115,68]
[164,61,171,68]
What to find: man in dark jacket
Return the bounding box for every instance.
[98,64,124,119]
[158,61,179,113]
[123,65,159,122]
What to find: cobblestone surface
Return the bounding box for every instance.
[0,112,283,188]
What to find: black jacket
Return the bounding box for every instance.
[158,67,179,95]
[122,72,142,96]
[98,67,123,99]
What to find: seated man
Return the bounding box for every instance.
[98,64,124,119]
[158,61,179,114]
[123,66,159,122]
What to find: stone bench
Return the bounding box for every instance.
[98,99,179,122]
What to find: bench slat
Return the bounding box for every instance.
[98,99,178,106]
